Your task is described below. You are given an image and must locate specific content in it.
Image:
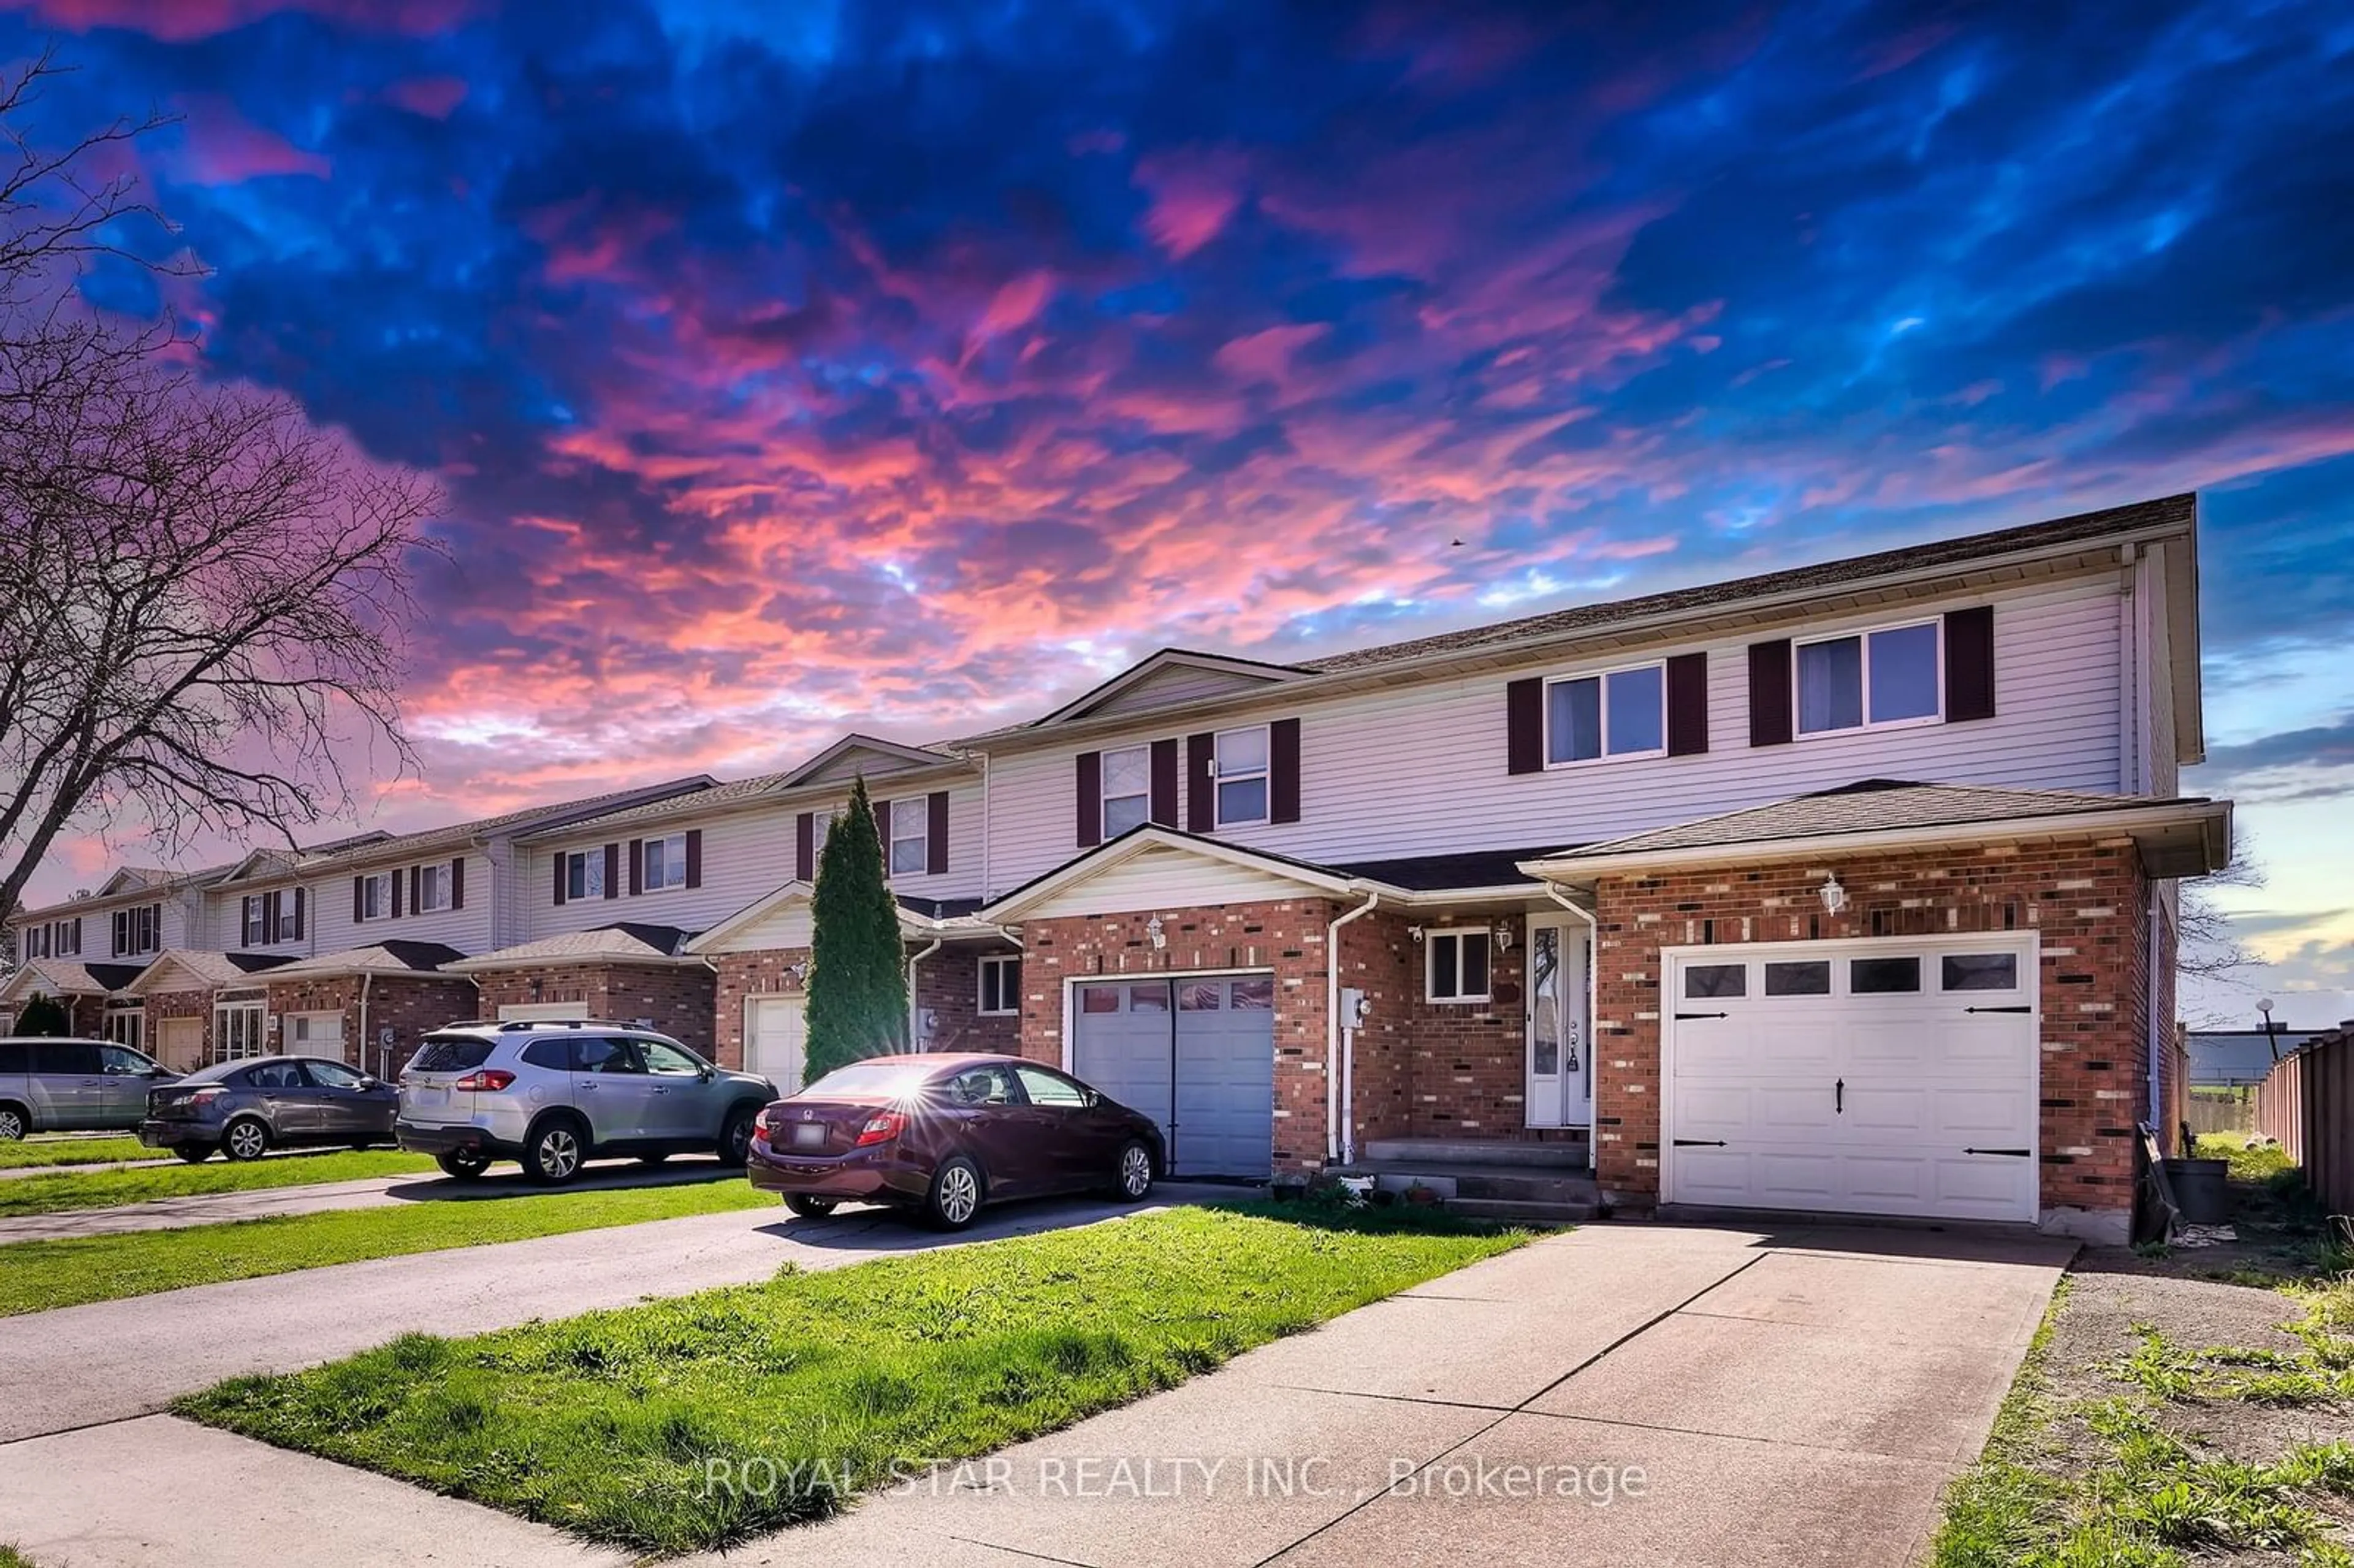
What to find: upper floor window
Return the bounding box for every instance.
[360,872,393,920]
[563,851,604,902]
[887,808,927,877]
[1797,620,1940,736]
[1426,927,1491,1004]
[111,904,159,957]
[978,954,1021,1016]
[417,862,451,913]
[28,918,82,959]
[1546,663,1665,766]
[643,833,688,892]
[1100,745,1150,839]
[1212,726,1269,827]
[242,897,267,945]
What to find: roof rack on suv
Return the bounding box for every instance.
[492,1017,633,1031]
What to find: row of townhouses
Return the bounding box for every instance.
[2,495,2231,1242]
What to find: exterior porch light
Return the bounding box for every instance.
[1493,919,1515,953]
[1145,914,1167,950]
[1819,875,1848,916]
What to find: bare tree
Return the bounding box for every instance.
[2176,826,2266,1027]
[0,50,442,926]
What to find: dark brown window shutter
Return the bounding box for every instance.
[71,916,82,953]
[604,843,621,900]
[294,888,306,938]
[553,856,567,907]
[242,896,254,937]
[450,858,464,910]
[795,813,815,882]
[926,791,948,874]
[1149,738,1179,827]
[1506,678,1544,775]
[1186,733,1216,831]
[1666,653,1709,756]
[625,840,642,897]
[1270,717,1301,823]
[392,869,403,919]
[685,829,703,889]
[1748,639,1794,747]
[1945,606,1997,721]
[1075,752,1102,847]
[872,798,891,859]
[408,865,421,917]
[357,875,368,921]
[266,891,280,939]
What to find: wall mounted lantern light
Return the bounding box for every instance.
[1819,875,1848,916]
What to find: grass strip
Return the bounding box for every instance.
[0,1135,159,1170]
[180,1204,1524,1555]
[0,1173,773,1315]
[0,1148,436,1220]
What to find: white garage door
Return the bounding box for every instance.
[1663,935,2040,1224]
[745,995,807,1090]
[1070,975,1276,1178]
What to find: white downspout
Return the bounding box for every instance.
[1541,885,1600,1125]
[357,970,374,1078]
[1326,889,1382,1166]
[906,937,943,1052]
[2148,885,2165,1128]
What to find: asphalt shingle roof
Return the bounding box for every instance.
[448,923,698,969]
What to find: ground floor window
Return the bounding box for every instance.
[978,954,1021,1015]
[1425,927,1492,1002]
[103,1007,145,1054]
[211,1000,269,1063]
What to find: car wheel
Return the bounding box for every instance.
[1112,1139,1155,1202]
[221,1117,271,1162]
[717,1105,757,1168]
[524,1118,585,1185]
[173,1144,215,1163]
[784,1195,838,1219]
[924,1155,985,1231]
[0,1103,26,1141]
[435,1149,490,1181]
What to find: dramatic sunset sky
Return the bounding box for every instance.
[7,0,2350,1022]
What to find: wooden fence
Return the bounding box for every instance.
[2256,1025,2354,1215]
[2186,1089,2256,1136]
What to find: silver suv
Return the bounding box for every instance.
[0,1037,177,1138]
[394,1021,776,1184]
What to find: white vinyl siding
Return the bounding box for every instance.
[309,853,494,957]
[980,574,2128,896]
[1082,662,1291,720]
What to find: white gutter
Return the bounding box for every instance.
[1325,890,1382,1165]
[905,937,943,1051]
[1540,886,1601,1130]
[357,970,374,1079]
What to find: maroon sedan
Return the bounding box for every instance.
[746,1053,1165,1228]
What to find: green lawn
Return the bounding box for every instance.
[0,1148,436,1220]
[0,1135,159,1170]
[181,1205,1523,1555]
[0,1174,774,1315]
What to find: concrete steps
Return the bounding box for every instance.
[1447,1197,1597,1227]
[1336,1141,1601,1225]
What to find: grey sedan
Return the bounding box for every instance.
[140,1054,399,1162]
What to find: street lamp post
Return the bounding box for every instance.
[2260,996,2282,1064]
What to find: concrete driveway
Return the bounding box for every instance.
[695,1222,2073,1568]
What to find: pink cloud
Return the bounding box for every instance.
[1135,149,1247,259]
[973,269,1056,341]
[383,74,467,118]
[1212,322,1328,387]
[23,0,473,40]
[164,97,330,184]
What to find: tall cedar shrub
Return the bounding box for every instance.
[802,774,908,1083]
[13,994,69,1035]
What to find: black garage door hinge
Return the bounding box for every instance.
[1672,1138,1729,1147]
[1675,1011,1729,1020]
[1963,1147,2032,1157]
[1964,1005,2034,1014]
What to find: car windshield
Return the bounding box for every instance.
[801,1060,936,1098]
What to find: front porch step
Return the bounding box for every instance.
[1447,1197,1598,1227]
[1334,1160,1601,1221]
[1360,1136,1588,1169]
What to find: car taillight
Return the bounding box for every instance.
[188,1086,224,1103]
[451,1070,516,1092]
[854,1111,905,1147]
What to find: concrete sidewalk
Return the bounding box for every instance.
[692,1222,2073,1567]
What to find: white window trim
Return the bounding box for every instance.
[1099,744,1151,840]
[978,953,1021,1016]
[1425,927,1493,1005]
[644,832,689,893]
[1793,617,1944,739]
[1543,660,1668,769]
[416,864,451,914]
[242,897,268,946]
[1209,724,1271,829]
[886,810,927,879]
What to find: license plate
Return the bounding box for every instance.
[411,1086,448,1108]
[790,1122,827,1151]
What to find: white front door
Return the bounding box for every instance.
[157,1016,204,1071]
[1661,934,2040,1224]
[1525,916,1591,1128]
[745,995,807,1090]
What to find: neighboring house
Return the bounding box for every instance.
[2185,1027,2332,1089]
[0,493,2231,1243]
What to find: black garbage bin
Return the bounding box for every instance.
[2163,1157,2231,1225]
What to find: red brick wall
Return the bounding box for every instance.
[710,948,809,1071]
[1019,897,1339,1171]
[265,973,477,1075]
[468,963,717,1057]
[916,945,1022,1056]
[1588,836,2153,1225]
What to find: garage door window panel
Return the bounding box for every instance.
[1080,986,1121,1014]
[1128,984,1170,1012]
[1230,978,1273,1010]
[1683,963,1746,999]
[1427,929,1491,1003]
[1849,956,1922,994]
[1764,961,1831,996]
[1178,982,1223,1011]
[1941,953,2021,992]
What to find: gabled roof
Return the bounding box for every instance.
[0,957,142,1000]
[1028,650,1311,729]
[313,777,720,869]
[442,923,701,972]
[524,737,972,840]
[1520,779,2232,880]
[684,883,992,956]
[123,949,299,996]
[259,940,468,981]
[980,826,1363,923]
[779,734,959,788]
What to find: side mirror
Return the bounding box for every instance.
[698,1065,715,1081]
[357,1076,380,1090]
